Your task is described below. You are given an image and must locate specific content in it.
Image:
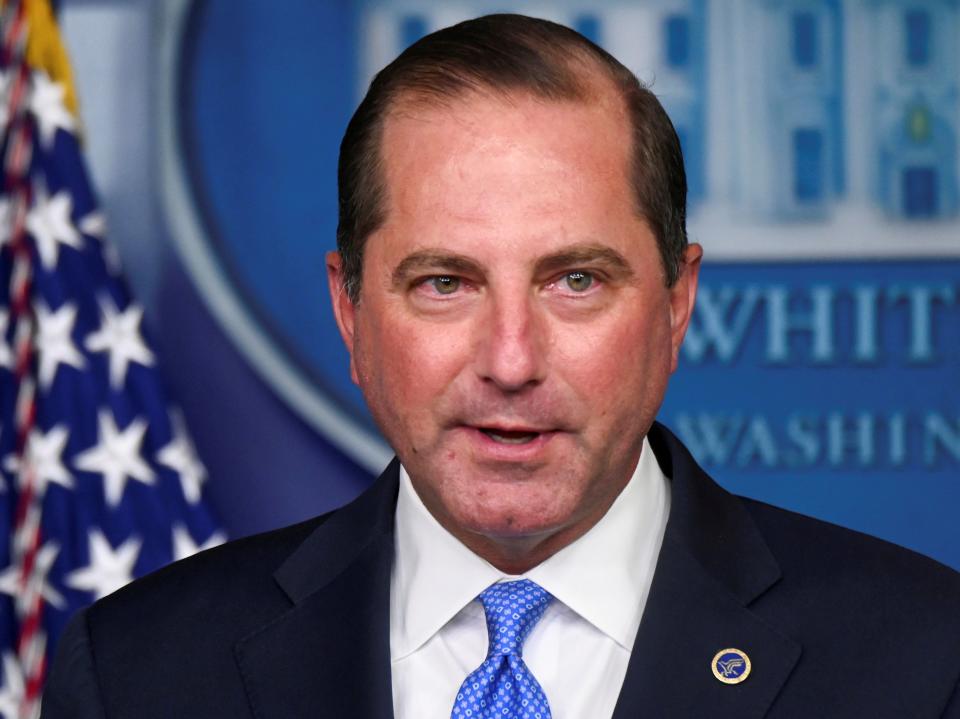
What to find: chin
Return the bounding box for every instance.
[456,496,574,542]
[406,453,588,543]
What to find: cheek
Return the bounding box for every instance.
[388,320,471,391]
[354,309,472,420]
[553,311,673,413]
[555,317,670,380]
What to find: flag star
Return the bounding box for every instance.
[34,301,85,389]
[0,309,12,370]
[78,212,121,273]
[157,413,206,504]
[0,69,11,127]
[73,410,155,507]
[0,197,12,252]
[85,299,155,388]
[172,524,225,562]
[78,211,106,239]
[0,436,15,493]
[26,188,83,269]
[64,530,141,600]
[0,652,25,719]
[3,425,73,496]
[0,542,65,614]
[29,71,75,147]
[102,239,123,275]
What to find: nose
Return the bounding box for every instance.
[474,293,547,392]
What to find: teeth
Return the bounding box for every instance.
[482,430,538,444]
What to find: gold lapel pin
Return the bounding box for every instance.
[711,648,751,684]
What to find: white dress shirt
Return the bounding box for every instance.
[390,437,670,718]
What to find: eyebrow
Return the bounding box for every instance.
[391,251,484,288]
[533,244,634,281]
[390,243,635,287]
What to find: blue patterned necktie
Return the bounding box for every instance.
[451,579,554,719]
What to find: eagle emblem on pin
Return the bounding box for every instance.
[711,648,751,684]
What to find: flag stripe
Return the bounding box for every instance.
[0,1,225,714]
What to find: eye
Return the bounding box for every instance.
[564,271,594,293]
[428,275,460,295]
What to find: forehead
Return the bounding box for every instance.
[377,87,635,237]
[383,83,630,167]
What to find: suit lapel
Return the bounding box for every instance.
[231,425,802,719]
[234,461,400,719]
[613,425,801,719]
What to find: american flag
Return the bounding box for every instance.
[0,1,225,716]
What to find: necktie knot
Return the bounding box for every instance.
[451,579,554,717]
[478,579,553,658]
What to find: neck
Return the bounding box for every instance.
[445,489,627,575]
[459,531,581,575]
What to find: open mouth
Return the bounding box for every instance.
[479,428,542,444]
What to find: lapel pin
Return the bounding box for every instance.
[712,648,751,684]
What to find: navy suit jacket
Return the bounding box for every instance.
[42,423,960,718]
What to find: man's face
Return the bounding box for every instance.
[328,85,700,569]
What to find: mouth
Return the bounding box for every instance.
[479,428,542,445]
[459,424,560,461]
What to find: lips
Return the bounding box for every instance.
[456,424,560,461]
[479,428,541,444]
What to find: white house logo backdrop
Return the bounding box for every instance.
[158,0,959,566]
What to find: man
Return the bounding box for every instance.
[44,14,960,719]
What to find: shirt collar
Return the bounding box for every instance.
[390,436,670,659]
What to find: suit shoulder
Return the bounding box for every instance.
[87,513,330,634]
[741,495,960,611]
[737,496,960,714]
[67,513,342,718]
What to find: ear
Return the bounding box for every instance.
[668,243,702,372]
[326,250,361,385]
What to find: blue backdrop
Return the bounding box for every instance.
[63,0,960,569]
